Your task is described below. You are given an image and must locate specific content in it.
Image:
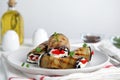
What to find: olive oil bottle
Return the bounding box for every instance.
[0,0,24,44]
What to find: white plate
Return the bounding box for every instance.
[7,47,109,75]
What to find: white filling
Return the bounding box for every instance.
[49,48,68,58]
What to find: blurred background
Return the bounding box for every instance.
[0,0,120,39]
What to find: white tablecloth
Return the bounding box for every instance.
[0,56,6,80]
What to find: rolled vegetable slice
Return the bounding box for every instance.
[27,41,48,64]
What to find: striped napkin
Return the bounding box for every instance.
[97,40,120,63]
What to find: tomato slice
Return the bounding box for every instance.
[52,49,65,55]
[80,59,88,64]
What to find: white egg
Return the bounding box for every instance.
[2,30,20,51]
[32,28,48,46]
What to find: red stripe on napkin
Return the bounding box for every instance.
[9,77,36,80]
[104,64,113,68]
[40,76,45,80]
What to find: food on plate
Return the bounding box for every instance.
[27,41,48,63]
[47,32,70,58]
[26,32,94,69]
[38,53,87,69]
[38,44,92,69]
[74,47,93,61]
[48,32,70,50]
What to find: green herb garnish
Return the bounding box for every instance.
[21,62,30,68]
[36,47,42,52]
[69,51,74,57]
[113,37,120,48]
[83,43,87,47]
[26,63,30,68]
[113,37,120,43]
[54,32,59,42]
[21,62,25,67]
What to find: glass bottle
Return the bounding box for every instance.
[0,0,24,44]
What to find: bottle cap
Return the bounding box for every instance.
[8,0,16,7]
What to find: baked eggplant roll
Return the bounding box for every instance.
[73,47,92,61]
[27,41,48,64]
[38,53,88,69]
[47,33,70,57]
[48,33,70,50]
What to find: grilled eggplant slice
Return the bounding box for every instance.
[38,53,88,69]
[27,41,48,64]
[48,33,70,50]
[47,33,70,58]
[73,47,92,61]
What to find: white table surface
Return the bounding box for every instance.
[0,58,6,80]
[0,46,6,80]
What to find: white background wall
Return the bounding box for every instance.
[0,0,120,39]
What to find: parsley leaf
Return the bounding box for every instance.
[36,47,42,52]
[69,51,74,57]
[83,43,87,47]
[26,64,30,68]
[21,62,25,67]
[54,32,57,36]
[21,62,30,68]
[54,32,59,42]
